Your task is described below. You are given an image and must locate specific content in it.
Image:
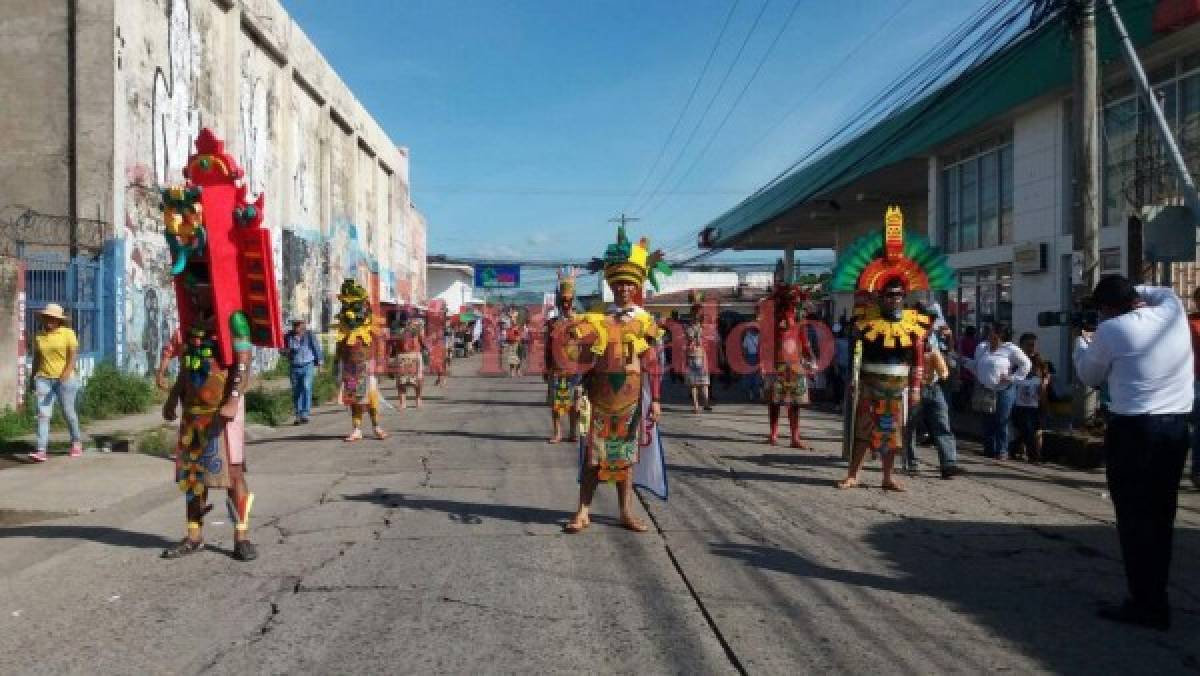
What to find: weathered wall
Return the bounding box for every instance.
[0,258,25,412]
[1,0,428,376]
[109,0,425,375]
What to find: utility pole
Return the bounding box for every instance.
[609,213,640,230]
[1071,0,1100,424]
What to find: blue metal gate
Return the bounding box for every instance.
[23,253,106,362]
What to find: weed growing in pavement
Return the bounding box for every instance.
[136,427,175,458]
[245,387,292,427]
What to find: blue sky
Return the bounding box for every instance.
[283,0,991,277]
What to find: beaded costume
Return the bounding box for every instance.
[336,279,384,439]
[764,282,816,447]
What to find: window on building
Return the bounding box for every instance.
[942,264,1014,340]
[940,134,1014,252]
[1100,247,1122,273]
[1103,51,1200,228]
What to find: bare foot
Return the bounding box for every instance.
[563,513,590,533]
[881,480,907,492]
[344,429,363,443]
[790,439,811,450]
[767,434,778,446]
[374,427,389,440]
[548,435,561,444]
[835,477,859,490]
[619,516,649,533]
[415,399,423,409]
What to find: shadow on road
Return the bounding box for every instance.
[669,463,837,488]
[344,489,573,527]
[0,525,175,550]
[446,399,546,409]
[710,519,1200,672]
[421,429,551,443]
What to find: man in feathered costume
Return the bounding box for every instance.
[391,307,428,409]
[158,129,284,561]
[563,226,672,533]
[832,207,955,491]
[335,279,386,441]
[544,267,581,443]
[764,281,817,447]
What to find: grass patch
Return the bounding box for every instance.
[260,356,291,381]
[245,387,292,427]
[0,403,35,443]
[76,362,156,421]
[313,366,338,406]
[135,427,175,458]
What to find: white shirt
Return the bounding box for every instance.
[972,342,1032,390]
[1073,286,1193,415]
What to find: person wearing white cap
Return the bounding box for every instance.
[28,303,84,461]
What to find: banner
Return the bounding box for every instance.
[475,264,521,289]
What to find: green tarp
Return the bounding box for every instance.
[706,0,1157,248]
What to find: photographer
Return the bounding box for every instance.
[1073,276,1191,631]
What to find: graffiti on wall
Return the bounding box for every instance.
[152,0,201,185]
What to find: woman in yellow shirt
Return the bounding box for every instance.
[29,303,83,461]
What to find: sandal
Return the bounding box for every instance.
[835,477,859,490]
[161,538,205,559]
[233,540,259,562]
[563,515,590,534]
[374,427,389,440]
[344,429,363,443]
[619,516,649,533]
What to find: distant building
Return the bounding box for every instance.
[426,263,481,315]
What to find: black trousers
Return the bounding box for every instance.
[1104,413,1189,611]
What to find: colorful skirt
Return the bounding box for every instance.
[582,400,642,483]
[341,358,378,406]
[852,371,909,459]
[768,363,809,405]
[174,397,244,501]
[547,374,580,416]
[395,352,424,385]
[503,343,521,367]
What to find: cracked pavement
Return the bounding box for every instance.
[1,356,1197,674]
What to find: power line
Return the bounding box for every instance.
[674,0,1039,266]
[641,0,805,221]
[631,0,772,216]
[621,0,743,214]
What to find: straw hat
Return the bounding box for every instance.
[37,303,69,322]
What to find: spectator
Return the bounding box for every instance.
[957,325,980,410]
[1074,277,1191,630]
[684,303,712,413]
[742,324,763,402]
[1013,332,1050,463]
[284,317,322,424]
[972,323,1031,460]
[28,303,84,462]
[1189,287,1200,490]
[904,307,965,479]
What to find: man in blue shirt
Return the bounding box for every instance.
[285,318,322,424]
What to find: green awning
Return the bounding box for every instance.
[704,0,1156,249]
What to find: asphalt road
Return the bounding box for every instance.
[0,357,1197,674]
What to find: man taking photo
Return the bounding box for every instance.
[1073,276,1191,631]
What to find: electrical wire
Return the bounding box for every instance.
[640,0,806,221]
[621,0,744,215]
[630,0,773,216]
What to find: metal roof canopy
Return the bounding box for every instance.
[703,0,1156,252]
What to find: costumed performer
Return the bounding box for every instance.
[831,206,954,491]
[564,225,672,533]
[159,128,285,561]
[683,292,713,413]
[392,308,427,408]
[764,281,818,448]
[336,279,387,441]
[544,267,582,443]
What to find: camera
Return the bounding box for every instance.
[1037,299,1099,331]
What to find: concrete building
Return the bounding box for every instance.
[701,0,1200,381]
[426,263,480,316]
[0,0,427,379]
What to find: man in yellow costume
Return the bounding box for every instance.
[833,207,955,492]
[335,279,387,442]
[544,267,582,443]
[563,226,671,533]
